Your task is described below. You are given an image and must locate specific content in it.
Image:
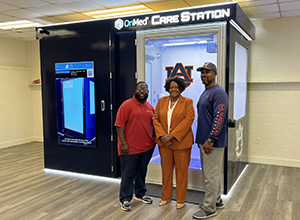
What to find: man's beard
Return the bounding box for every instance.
[201,77,209,85]
[135,93,148,103]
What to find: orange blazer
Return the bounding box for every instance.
[153,95,195,150]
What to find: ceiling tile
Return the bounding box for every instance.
[281,9,300,17]
[0,2,19,12]
[185,0,232,6]
[29,17,56,25]
[90,0,139,8]
[1,9,45,20]
[144,0,189,11]
[0,13,18,22]
[27,4,74,16]
[278,0,298,2]
[243,0,277,7]
[57,1,104,12]
[54,13,92,22]
[42,0,82,4]
[245,4,279,15]
[2,0,47,8]
[280,2,300,11]
[35,16,66,23]
[137,0,165,2]
[235,1,249,8]
[250,12,281,19]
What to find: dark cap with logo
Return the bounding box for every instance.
[196,62,217,73]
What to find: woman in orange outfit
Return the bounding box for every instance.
[153,77,195,209]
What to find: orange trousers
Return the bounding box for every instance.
[159,147,191,203]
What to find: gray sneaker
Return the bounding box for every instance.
[216,199,224,209]
[199,199,224,209]
[192,208,217,219]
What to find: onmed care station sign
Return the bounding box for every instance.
[114,5,234,30]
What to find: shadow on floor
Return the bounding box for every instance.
[146,183,204,204]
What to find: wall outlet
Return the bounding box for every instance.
[257,138,261,145]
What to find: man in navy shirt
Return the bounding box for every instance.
[192,62,228,219]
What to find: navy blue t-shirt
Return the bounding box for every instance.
[196,84,228,148]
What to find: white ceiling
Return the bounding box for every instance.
[0,0,300,41]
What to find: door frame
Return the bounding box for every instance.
[136,22,227,191]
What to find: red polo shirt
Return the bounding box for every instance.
[115,96,155,155]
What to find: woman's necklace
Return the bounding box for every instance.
[170,98,179,103]
[170,98,178,108]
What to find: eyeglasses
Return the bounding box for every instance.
[136,88,148,92]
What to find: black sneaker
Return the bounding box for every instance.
[216,199,224,209]
[192,208,217,219]
[134,195,153,204]
[120,201,131,211]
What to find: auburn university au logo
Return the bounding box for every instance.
[165,63,193,88]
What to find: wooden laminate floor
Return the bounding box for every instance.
[0,142,299,220]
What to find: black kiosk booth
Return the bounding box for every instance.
[38,2,255,194]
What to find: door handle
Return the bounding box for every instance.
[228,119,236,128]
[101,100,105,111]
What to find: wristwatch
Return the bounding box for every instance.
[120,141,127,145]
[207,138,213,143]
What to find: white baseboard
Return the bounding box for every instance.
[33,136,44,142]
[0,137,35,149]
[249,155,300,168]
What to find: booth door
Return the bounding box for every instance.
[42,34,112,177]
[136,22,227,190]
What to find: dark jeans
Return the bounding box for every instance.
[119,146,154,203]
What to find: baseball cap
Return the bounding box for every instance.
[196,62,217,73]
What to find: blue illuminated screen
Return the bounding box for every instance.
[55,61,96,148]
[63,78,84,134]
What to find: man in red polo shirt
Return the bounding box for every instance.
[115,81,155,211]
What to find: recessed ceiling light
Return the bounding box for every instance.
[0,20,41,30]
[84,5,153,18]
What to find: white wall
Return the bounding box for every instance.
[29,41,43,142]
[248,17,300,167]
[0,37,42,148]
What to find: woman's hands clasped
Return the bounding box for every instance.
[161,134,174,148]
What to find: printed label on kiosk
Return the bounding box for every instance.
[55,61,96,148]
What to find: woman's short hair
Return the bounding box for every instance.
[164,77,186,93]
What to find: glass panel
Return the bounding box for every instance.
[233,42,248,120]
[145,34,218,170]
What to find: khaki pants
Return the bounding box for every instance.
[200,146,224,213]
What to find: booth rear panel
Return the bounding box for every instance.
[224,24,251,194]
